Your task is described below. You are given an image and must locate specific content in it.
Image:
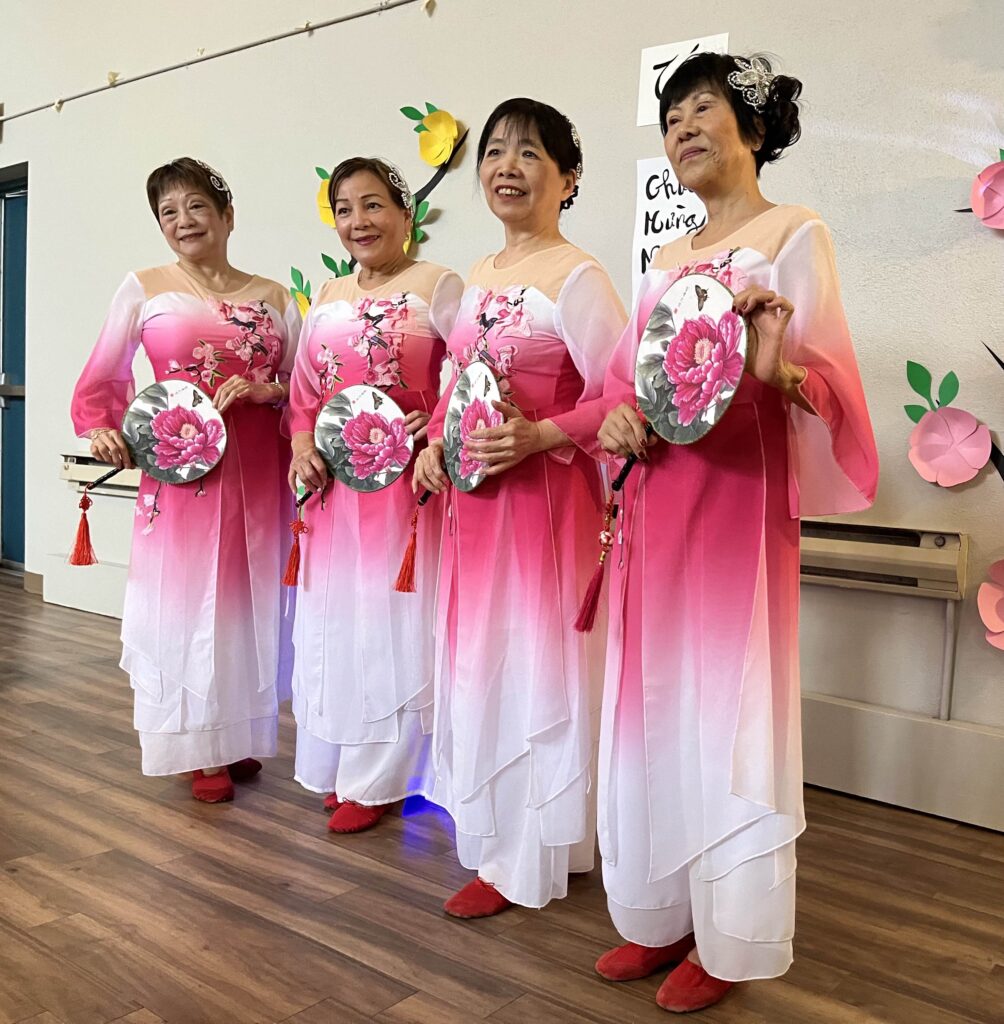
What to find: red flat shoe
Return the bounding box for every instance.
[191,768,234,803]
[656,959,733,1013]
[323,792,341,812]
[595,935,696,981]
[228,758,263,782]
[443,878,513,919]
[327,801,388,833]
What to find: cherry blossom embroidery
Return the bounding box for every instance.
[316,344,346,398]
[348,293,410,389]
[219,300,280,377]
[675,248,746,293]
[134,485,163,536]
[465,287,531,398]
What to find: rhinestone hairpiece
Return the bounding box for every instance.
[387,164,413,211]
[194,159,232,203]
[566,118,584,180]
[727,57,776,113]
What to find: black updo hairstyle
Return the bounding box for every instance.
[476,97,583,210]
[659,53,802,175]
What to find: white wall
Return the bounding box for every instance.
[2,2,1002,737]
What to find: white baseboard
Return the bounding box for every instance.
[42,553,126,619]
[802,691,1004,831]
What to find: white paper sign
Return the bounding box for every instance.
[636,33,729,127]
[631,156,707,300]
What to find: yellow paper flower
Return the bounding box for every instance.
[294,290,310,317]
[419,110,459,167]
[317,178,335,227]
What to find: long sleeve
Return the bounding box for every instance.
[770,219,879,517]
[428,270,464,342]
[286,299,321,436]
[548,262,628,457]
[71,273,146,437]
[278,298,304,380]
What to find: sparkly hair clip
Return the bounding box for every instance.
[194,159,233,203]
[386,164,414,211]
[727,56,776,113]
[566,117,584,180]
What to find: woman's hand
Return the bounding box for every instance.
[598,404,652,459]
[413,440,448,494]
[213,375,282,414]
[404,409,432,443]
[89,428,133,470]
[289,431,328,493]
[464,401,543,476]
[732,287,805,394]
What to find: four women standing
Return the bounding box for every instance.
[71,55,877,1015]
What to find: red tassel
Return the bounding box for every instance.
[574,498,616,633]
[69,492,99,566]
[282,514,308,587]
[394,506,421,593]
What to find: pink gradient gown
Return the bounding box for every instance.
[71,264,301,775]
[427,243,627,908]
[286,261,462,803]
[588,207,879,980]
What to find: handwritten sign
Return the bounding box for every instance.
[631,157,707,299]
[636,33,729,127]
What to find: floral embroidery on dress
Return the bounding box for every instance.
[674,248,746,293]
[317,344,345,397]
[167,300,281,388]
[352,293,410,389]
[134,486,163,536]
[463,287,532,398]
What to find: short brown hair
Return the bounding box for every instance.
[146,157,233,218]
[327,157,412,215]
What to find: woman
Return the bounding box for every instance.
[287,157,462,833]
[590,54,879,1012]
[71,157,301,802]
[414,98,627,917]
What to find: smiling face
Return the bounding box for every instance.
[478,116,576,229]
[663,87,760,196]
[332,170,412,271]
[157,188,233,262]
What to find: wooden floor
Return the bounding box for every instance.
[1,575,1003,1024]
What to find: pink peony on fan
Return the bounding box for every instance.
[575,273,748,631]
[69,380,227,565]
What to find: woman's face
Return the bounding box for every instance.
[332,171,411,270]
[663,87,758,195]
[478,117,575,229]
[157,187,232,261]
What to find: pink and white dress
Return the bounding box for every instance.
[427,243,627,908]
[287,262,462,803]
[71,264,301,775]
[593,207,879,981]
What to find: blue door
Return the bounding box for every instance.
[0,180,27,568]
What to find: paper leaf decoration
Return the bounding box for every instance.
[906,361,934,408]
[908,406,991,487]
[400,106,425,121]
[289,267,312,316]
[937,371,960,407]
[315,166,331,180]
[977,560,1004,651]
[402,102,460,166]
[904,404,928,424]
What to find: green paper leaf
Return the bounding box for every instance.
[937,371,959,407]
[906,361,934,408]
[413,227,427,243]
[290,266,304,290]
[304,281,311,299]
[414,124,429,133]
[416,200,430,223]
[321,252,340,274]
[288,286,297,300]
[426,102,438,114]
[1000,148,1004,162]
[315,166,330,180]
[340,260,352,276]
[904,404,928,424]
[401,106,425,120]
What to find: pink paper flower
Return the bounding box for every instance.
[342,411,410,478]
[977,560,1004,651]
[663,311,745,426]
[150,406,224,469]
[458,397,503,479]
[908,406,991,487]
[971,160,1004,230]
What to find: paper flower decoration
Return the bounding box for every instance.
[908,406,990,486]
[401,102,459,167]
[289,267,312,316]
[977,560,1004,651]
[315,166,335,227]
[971,152,1004,230]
